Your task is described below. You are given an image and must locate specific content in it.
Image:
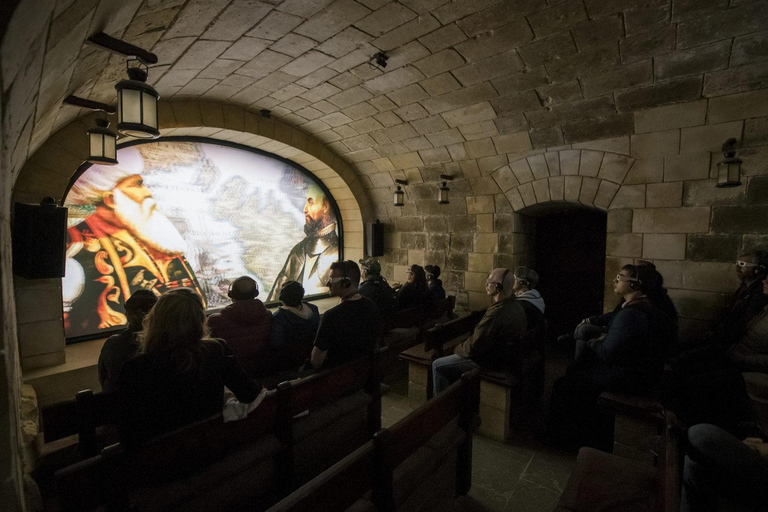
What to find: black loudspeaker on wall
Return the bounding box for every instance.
[12,198,68,279]
[366,219,385,257]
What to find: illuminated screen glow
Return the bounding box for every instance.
[62,139,341,340]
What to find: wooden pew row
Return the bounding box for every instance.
[49,349,385,512]
[378,297,456,379]
[400,310,545,443]
[556,398,681,512]
[266,369,481,512]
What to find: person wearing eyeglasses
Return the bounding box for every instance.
[310,260,381,370]
[709,251,768,348]
[546,263,677,451]
[431,268,528,395]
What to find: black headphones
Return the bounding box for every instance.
[228,276,259,300]
[625,265,643,291]
[495,269,510,292]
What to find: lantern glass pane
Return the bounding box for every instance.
[438,188,448,203]
[104,133,116,159]
[142,92,157,129]
[120,88,142,123]
[89,132,103,157]
[394,190,404,206]
[729,163,740,183]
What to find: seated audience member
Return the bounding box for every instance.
[573,261,678,358]
[674,277,768,431]
[396,264,432,311]
[358,257,396,316]
[710,250,768,347]
[207,276,272,377]
[311,261,381,370]
[98,290,157,392]
[119,289,261,448]
[432,268,528,395]
[682,423,768,512]
[512,266,545,330]
[270,281,320,372]
[425,264,446,302]
[546,263,677,450]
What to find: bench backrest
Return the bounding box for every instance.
[385,305,429,332]
[423,309,486,354]
[428,295,455,320]
[267,368,481,512]
[41,390,119,442]
[54,349,386,512]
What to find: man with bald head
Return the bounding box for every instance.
[208,276,272,377]
[432,268,528,394]
[267,184,339,301]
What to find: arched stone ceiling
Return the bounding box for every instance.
[5,0,767,221]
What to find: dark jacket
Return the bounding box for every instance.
[98,327,141,392]
[428,279,446,303]
[359,276,397,316]
[118,339,260,448]
[270,303,320,372]
[397,283,432,311]
[208,299,272,377]
[454,296,528,371]
[714,279,768,347]
[585,297,677,391]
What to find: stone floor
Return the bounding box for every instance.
[380,344,577,512]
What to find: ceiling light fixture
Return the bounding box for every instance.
[369,51,389,71]
[63,96,118,165]
[115,57,160,138]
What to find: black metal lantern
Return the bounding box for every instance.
[393,179,407,206]
[87,117,118,165]
[438,174,453,204]
[115,58,160,138]
[716,138,742,188]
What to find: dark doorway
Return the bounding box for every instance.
[534,209,607,339]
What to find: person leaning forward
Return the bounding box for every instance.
[432,268,528,395]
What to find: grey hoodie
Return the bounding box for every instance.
[516,289,545,314]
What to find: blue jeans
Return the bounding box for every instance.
[432,354,479,395]
[682,423,768,512]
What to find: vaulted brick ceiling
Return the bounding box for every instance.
[23,0,768,219]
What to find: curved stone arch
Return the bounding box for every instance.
[491,149,638,212]
[14,100,375,262]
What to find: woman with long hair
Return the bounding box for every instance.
[119,288,261,447]
[396,264,432,311]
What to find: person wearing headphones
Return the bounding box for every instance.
[431,268,528,395]
[425,264,446,302]
[270,281,320,373]
[310,260,381,369]
[709,250,768,348]
[208,276,272,377]
[546,263,677,451]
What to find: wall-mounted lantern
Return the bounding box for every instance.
[716,138,742,188]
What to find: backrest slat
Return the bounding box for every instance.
[266,442,375,512]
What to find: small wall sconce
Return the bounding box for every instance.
[370,52,389,71]
[716,138,742,188]
[438,175,453,204]
[394,179,407,206]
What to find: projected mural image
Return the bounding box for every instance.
[62,139,340,339]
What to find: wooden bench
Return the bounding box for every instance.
[556,408,681,512]
[378,296,455,382]
[50,349,385,512]
[266,369,481,512]
[399,309,545,443]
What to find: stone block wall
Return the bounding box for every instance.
[374,95,768,342]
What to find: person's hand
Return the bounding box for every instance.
[743,438,768,457]
[391,282,402,290]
